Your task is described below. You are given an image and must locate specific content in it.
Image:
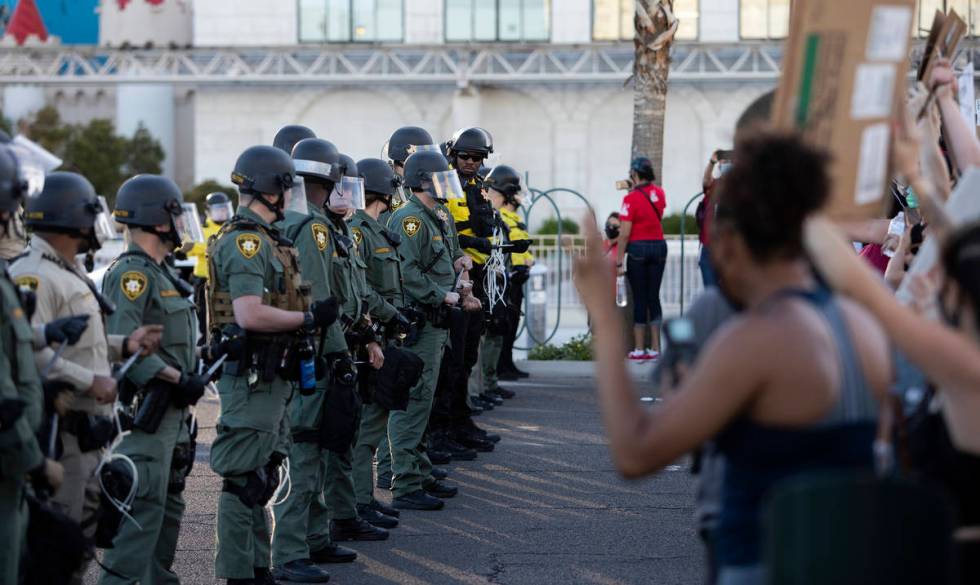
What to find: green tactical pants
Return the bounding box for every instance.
[272,381,331,567]
[481,333,504,394]
[322,445,357,519]
[100,405,188,585]
[0,478,26,584]
[352,402,389,506]
[211,374,291,580]
[389,325,449,498]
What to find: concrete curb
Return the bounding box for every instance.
[517,359,656,383]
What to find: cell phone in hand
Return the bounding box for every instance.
[615,179,633,191]
[663,318,698,386]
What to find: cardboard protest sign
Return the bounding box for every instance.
[771,0,915,219]
[917,9,967,84]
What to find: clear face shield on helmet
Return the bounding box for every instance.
[408,144,442,155]
[427,171,465,203]
[283,175,310,218]
[207,199,234,223]
[329,176,366,214]
[9,135,63,198]
[176,203,205,248]
[92,196,117,248]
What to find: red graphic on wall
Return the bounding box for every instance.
[6,0,49,45]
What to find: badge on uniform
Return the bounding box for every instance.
[402,216,421,238]
[311,223,329,252]
[121,271,148,301]
[435,209,448,222]
[351,227,363,246]
[236,233,262,259]
[14,275,39,292]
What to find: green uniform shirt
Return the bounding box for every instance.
[102,244,198,387]
[350,210,400,320]
[280,208,347,355]
[211,207,287,301]
[0,262,43,477]
[323,214,366,323]
[388,195,459,308]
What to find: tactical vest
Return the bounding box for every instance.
[206,218,311,339]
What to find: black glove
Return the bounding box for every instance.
[29,460,56,497]
[172,372,207,408]
[507,239,532,254]
[0,398,25,431]
[205,325,246,365]
[310,297,340,329]
[44,314,91,346]
[326,352,358,386]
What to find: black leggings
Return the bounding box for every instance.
[626,240,667,325]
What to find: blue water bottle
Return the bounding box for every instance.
[298,338,317,396]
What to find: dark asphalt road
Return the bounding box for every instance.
[89,361,705,585]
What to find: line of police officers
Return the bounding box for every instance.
[0,122,532,585]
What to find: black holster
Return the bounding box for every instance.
[24,494,87,585]
[318,377,361,454]
[221,458,280,508]
[133,382,170,434]
[370,344,422,412]
[63,412,117,452]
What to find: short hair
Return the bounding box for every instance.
[715,131,829,262]
[607,212,620,222]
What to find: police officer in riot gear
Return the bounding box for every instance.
[385,126,435,176]
[98,175,206,585]
[481,165,534,400]
[435,127,500,453]
[387,149,470,510]
[349,157,424,526]
[271,137,358,583]
[273,124,316,155]
[11,172,163,585]
[0,144,65,584]
[207,145,338,584]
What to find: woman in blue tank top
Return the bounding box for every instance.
[575,132,893,585]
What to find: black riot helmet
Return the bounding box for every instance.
[385,126,435,165]
[337,154,358,178]
[0,145,27,214]
[25,171,109,253]
[357,158,401,205]
[291,138,341,185]
[403,150,451,190]
[25,171,100,232]
[114,175,186,247]
[206,191,230,207]
[231,145,296,221]
[447,127,494,157]
[114,175,183,228]
[273,125,316,154]
[484,165,524,205]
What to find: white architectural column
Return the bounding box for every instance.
[699,0,740,42]
[404,0,444,44]
[116,85,176,179]
[2,86,45,125]
[450,88,482,134]
[551,0,592,44]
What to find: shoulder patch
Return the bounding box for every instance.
[351,227,363,246]
[402,216,422,238]
[14,275,39,292]
[121,271,148,301]
[390,198,405,212]
[311,223,329,252]
[236,233,262,259]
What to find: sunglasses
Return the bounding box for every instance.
[457,153,484,163]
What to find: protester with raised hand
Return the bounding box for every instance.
[929,57,980,173]
[577,131,891,585]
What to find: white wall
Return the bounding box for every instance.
[193,0,297,46]
[404,0,443,44]
[193,80,775,225]
[699,0,740,42]
[116,85,176,178]
[552,0,592,44]
[99,0,192,47]
[3,86,46,124]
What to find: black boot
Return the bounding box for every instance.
[423,479,459,499]
[393,489,445,510]
[357,503,399,529]
[309,544,358,564]
[368,498,400,518]
[331,517,389,541]
[272,560,330,583]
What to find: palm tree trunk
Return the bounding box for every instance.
[631,0,678,182]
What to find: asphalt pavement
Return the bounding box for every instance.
[88,360,704,584]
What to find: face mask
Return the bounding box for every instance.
[604,225,620,240]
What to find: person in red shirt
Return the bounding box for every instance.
[615,157,667,360]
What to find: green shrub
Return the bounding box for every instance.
[661,213,698,235]
[528,333,593,361]
[536,217,580,235]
